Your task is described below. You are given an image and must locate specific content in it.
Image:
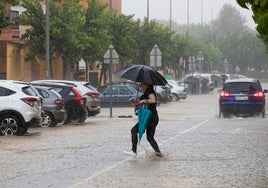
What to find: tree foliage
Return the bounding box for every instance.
[237,0,268,49]
[213,4,248,38]
[132,19,174,67]
[20,0,46,61]
[214,3,268,72]
[104,12,137,62]
[81,0,110,64]
[20,0,88,69]
[49,0,88,65]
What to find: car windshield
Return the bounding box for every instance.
[223,82,262,92]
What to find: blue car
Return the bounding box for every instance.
[219,78,268,118]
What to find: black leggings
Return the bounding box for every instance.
[131,113,160,153]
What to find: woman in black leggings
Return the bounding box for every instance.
[124,82,162,157]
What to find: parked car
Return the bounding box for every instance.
[167,80,187,101]
[220,74,248,84]
[35,80,100,117]
[31,81,87,123]
[219,78,268,118]
[0,80,43,135]
[199,73,215,91]
[32,85,66,127]
[154,85,171,104]
[98,84,142,107]
[179,74,210,94]
[111,81,170,105]
[111,81,140,91]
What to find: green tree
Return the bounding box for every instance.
[0,0,18,31]
[20,0,88,78]
[20,0,46,61]
[213,4,248,38]
[236,0,268,49]
[50,0,88,78]
[82,0,110,65]
[132,19,173,67]
[104,12,137,62]
[212,3,268,73]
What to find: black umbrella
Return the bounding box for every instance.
[116,64,168,86]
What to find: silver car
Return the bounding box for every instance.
[33,86,67,127]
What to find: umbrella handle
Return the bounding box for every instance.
[135,86,140,105]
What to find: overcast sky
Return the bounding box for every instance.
[122,0,256,29]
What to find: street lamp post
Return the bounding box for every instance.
[45,0,50,79]
[109,0,112,11]
[187,0,189,34]
[170,0,172,31]
[201,0,203,36]
[147,0,149,24]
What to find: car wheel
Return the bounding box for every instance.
[63,118,70,125]
[17,126,28,136]
[170,93,178,102]
[261,108,265,118]
[41,112,56,127]
[77,116,87,123]
[0,114,23,136]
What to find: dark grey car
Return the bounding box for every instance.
[33,86,67,127]
[98,84,142,107]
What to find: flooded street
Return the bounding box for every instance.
[0,89,268,188]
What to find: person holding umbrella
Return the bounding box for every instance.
[124,82,162,157]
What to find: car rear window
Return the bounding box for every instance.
[36,88,49,98]
[22,86,38,96]
[223,82,261,92]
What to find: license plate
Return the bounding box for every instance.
[235,96,248,100]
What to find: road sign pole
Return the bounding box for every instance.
[109,46,113,118]
[103,44,119,118]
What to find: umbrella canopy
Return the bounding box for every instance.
[116,64,168,86]
[137,107,152,142]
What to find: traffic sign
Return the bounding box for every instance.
[150,44,162,67]
[103,44,119,64]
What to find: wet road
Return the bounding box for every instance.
[0,88,268,188]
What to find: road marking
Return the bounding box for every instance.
[69,157,133,188]
[179,119,210,135]
[68,119,210,187]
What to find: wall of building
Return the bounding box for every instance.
[0,42,7,79]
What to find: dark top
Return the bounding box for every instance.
[140,87,157,113]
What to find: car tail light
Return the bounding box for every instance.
[21,97,38,107]
[72,88,84,106]
[54,99,63,105]
[220,91,230,97]
[86,92,99,97]
[253,91,264,97]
